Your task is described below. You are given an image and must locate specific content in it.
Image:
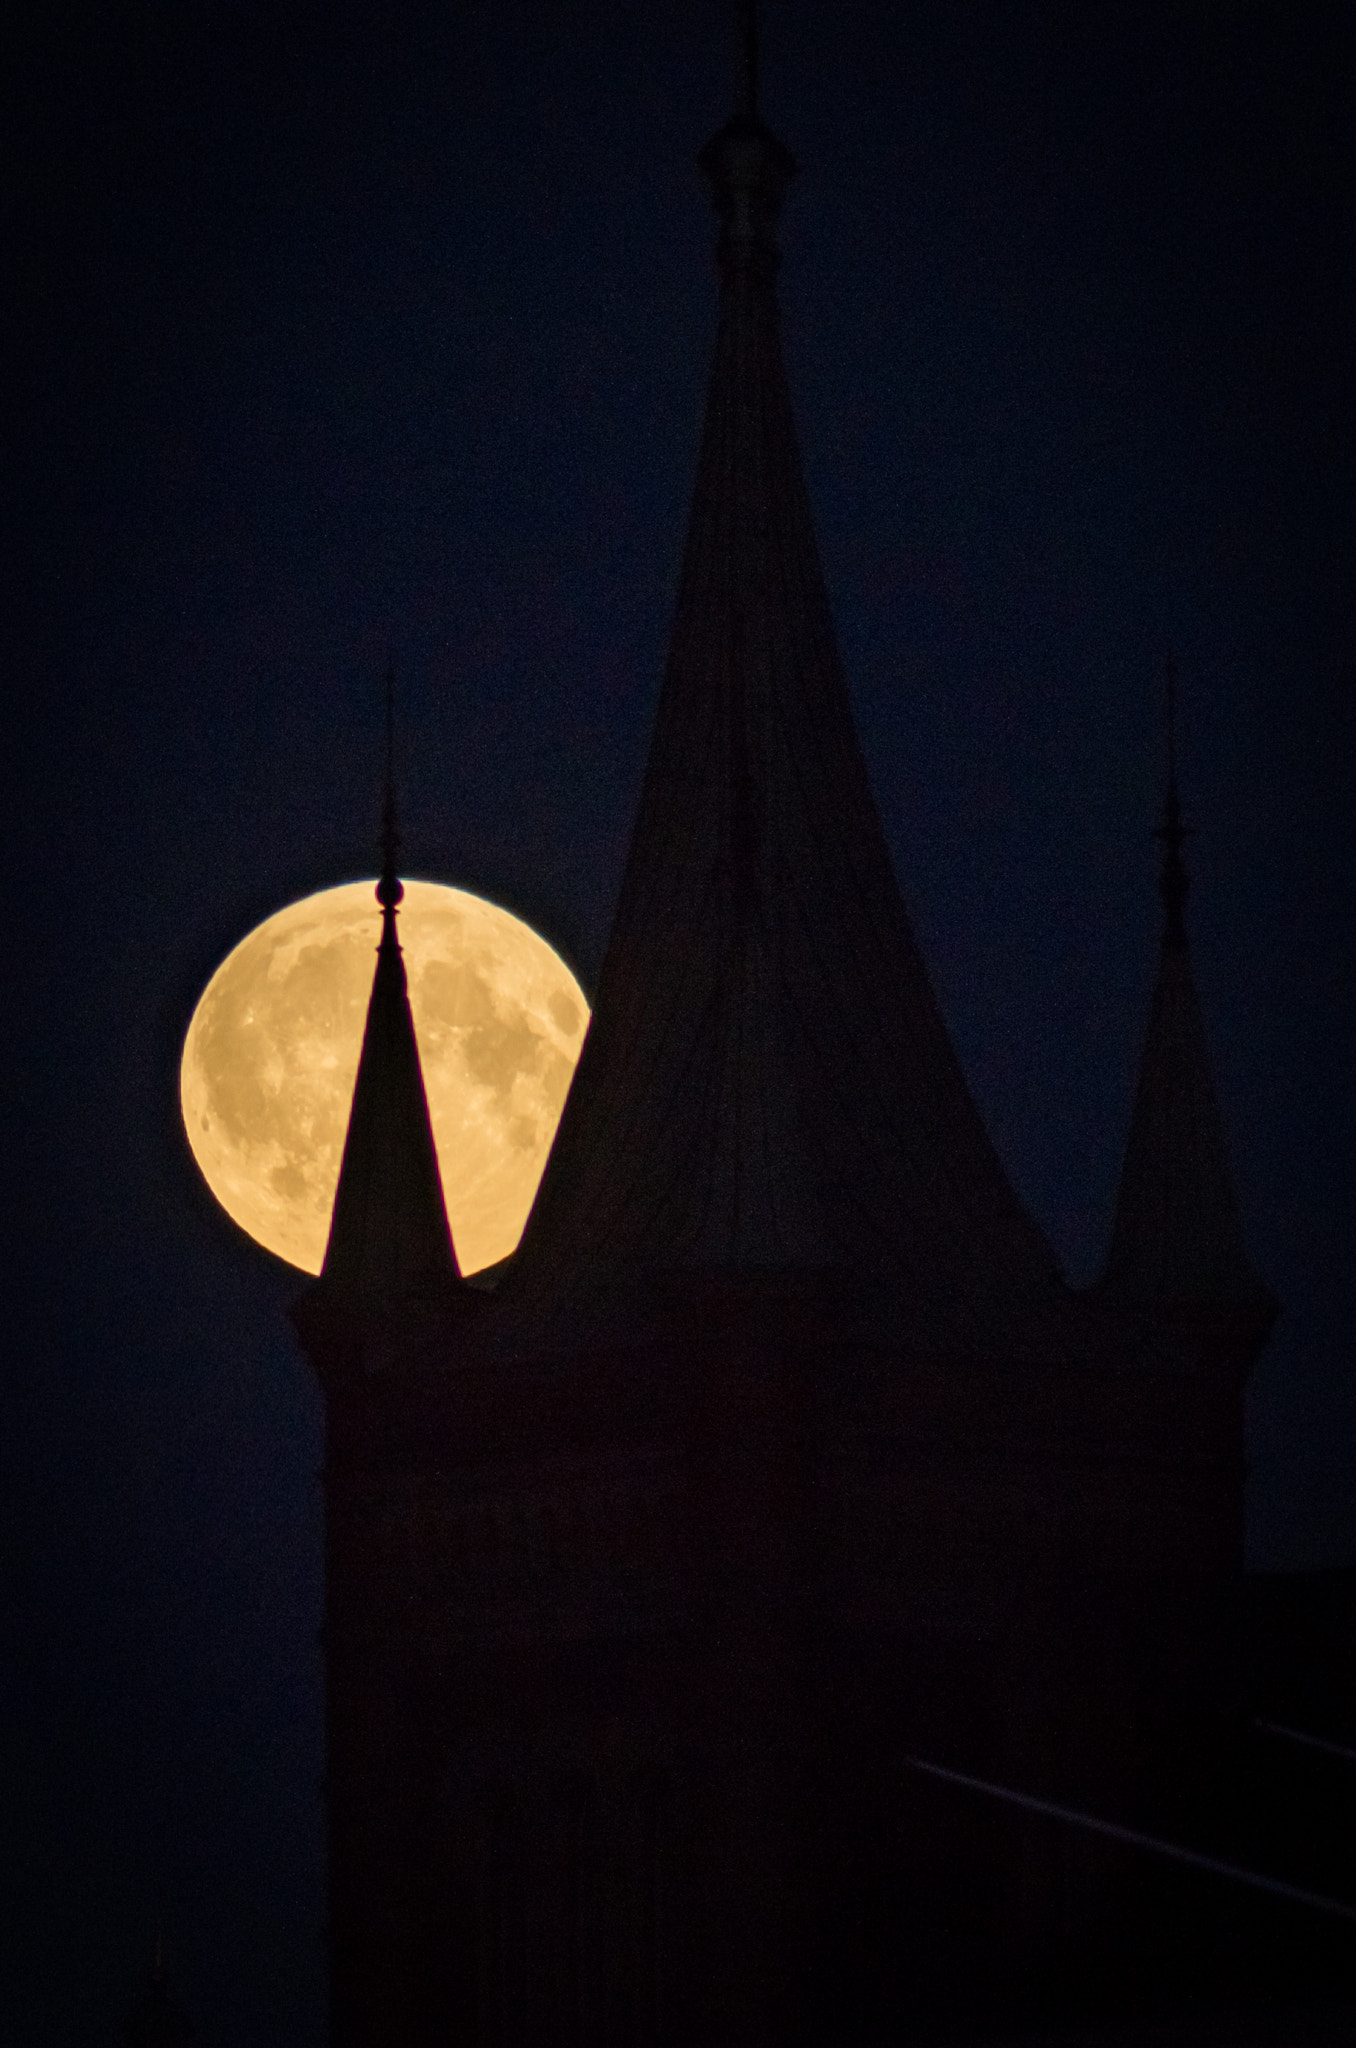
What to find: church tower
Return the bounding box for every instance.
[293,40,1275,2048]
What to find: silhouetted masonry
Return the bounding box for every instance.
[292,74,1279,2048]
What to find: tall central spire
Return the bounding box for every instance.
[504,24,1121,1360]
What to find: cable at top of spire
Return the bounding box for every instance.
[377,655,404,921]
[739,0,759,118]
[1155,650,1192,947]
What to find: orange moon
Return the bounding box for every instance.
[180,880,588,1276]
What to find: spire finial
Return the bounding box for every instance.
[699,0,795,267]
[739,1,759,118]
[1155,649,1191,946]
[377,655,404,923]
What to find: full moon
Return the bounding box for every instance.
[181,880,589,1276]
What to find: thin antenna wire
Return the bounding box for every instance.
[384,658,396,813]
[377,654,404,914]
[1155,649,1191,945]
[740,0,759,118]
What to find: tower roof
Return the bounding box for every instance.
[311,725,461,1318]
[1097,676,1272,1316]
[501,86,1139,1366]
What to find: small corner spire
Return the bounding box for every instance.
[1155,650,1192,947]
[1097,647,1275,1339]
[301,654,463,1322]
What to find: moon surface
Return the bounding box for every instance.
[181,880,588,1276]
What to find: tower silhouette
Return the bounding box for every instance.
[292,48,1274,2048]
[1096,657,1277,1410]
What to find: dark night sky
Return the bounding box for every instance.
[2,2,1353,2040]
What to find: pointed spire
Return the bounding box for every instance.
[504,44,1128,1365]
[313,664,461,1320]
[1097,662,1274,1345]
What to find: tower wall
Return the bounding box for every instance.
[310,1309,1252,2046]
